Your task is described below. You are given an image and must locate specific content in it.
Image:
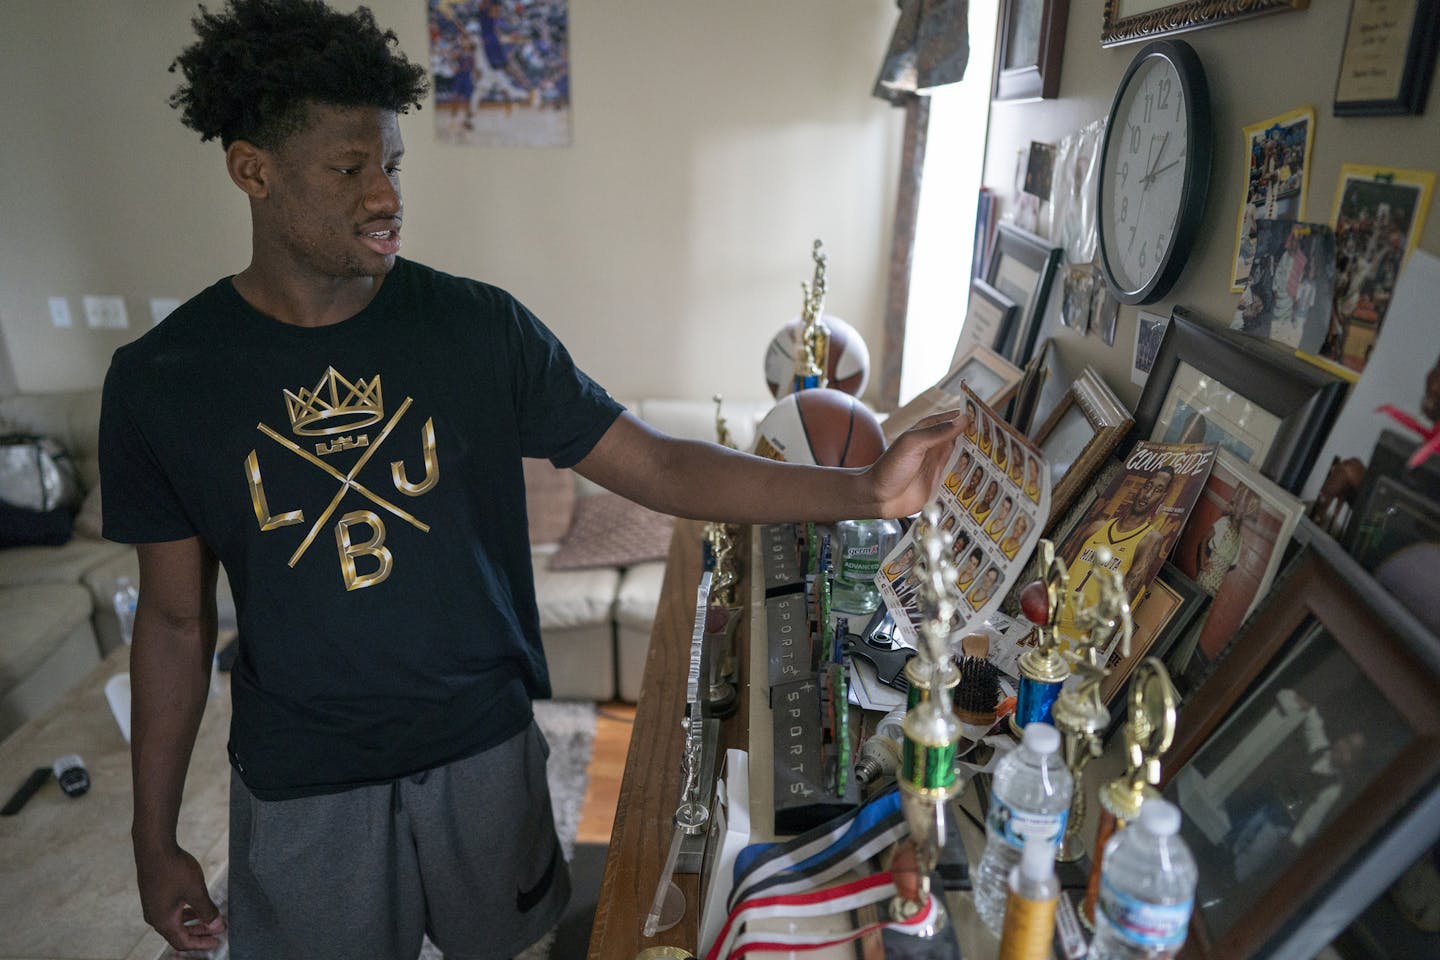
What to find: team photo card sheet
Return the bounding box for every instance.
[875,384,1051,650]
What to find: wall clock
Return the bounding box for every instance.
[1096,39,1212,305]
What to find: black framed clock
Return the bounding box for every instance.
[1096,39,1212,305]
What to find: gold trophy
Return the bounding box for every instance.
[792,240,831,392]
[891,503,962,937]
[1011,540,1073,735]
[1050,545,1132,862]
[1081,657,1178,926]
[703,397,743,714]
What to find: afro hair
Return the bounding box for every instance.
[169,0,430,149]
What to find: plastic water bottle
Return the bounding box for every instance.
[113,576,139,646]
[1088,799,1197,960]
[974,722,1072,933]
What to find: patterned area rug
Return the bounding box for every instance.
[419,699,597,960]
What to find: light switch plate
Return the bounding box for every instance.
[83,295,129,329]
[149,298,181,325]
[47,297,73,328]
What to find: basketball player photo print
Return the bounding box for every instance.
[1054,440,1217,643]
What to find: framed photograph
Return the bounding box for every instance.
[951,278,1020,368]
[1100,0,1309,47]
[1344,428,1440,553]
[994,0,1070,101]
[884,345,1023,443]
[1167,450,1304,691]
[1323,164,1436,377]
[1031,367,1134,529]
[1230,107,1316,292]
[1160,547,1440,959]
[1100,562,1207,711]
[1007,337,1053,436]
[1231,220,1337,353]
[1350,476,1440,634]
[1334,0,1440,116]
[986,224,1062,368]
[1135,306,1347,492]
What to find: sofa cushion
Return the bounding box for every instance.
[548,493,673,571]
[0,584,94,698]
[0,537,130,587]
[522,457,576,546]
[531,544,619,630]
[0,502,73,548]
[74,485,104,540]
[614,561,668,631]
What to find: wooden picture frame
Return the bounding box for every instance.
[1159,544,1440,959]
[1343,428,1440,554]
[1101,0,1309,47]
[985,224,1062,368]
[1032,367,1134,529]
[1133,306,1346,494]
[994,0,1070,101]
[951,278,1020,368]
[883,345,1023,443]
[1006,337,1052,435]
[1100,562,1207,721]
[1334,0,1440,116]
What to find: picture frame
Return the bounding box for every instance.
[1343,428,1440,554]
[883,344,1023,443]
[1229,106,1316,292]
[1160,546,1440,960]
[951,278,1020,369]
[1031,366,1134,529]
[1334,0,1440,116]
[985,224,1062,368]
[1006,337,1053,436]
[1134,306,1346,493]
[1166,450,1305,693]
[1349,476,1440,634]
[994,0,1070,102]
[1100,0,1309,47]
[1100,562,1207,716]
[1320,164,1436,378]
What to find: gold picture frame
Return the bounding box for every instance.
[883,344,1022,443]
[1101,0,1308,47]
[1031,367,1134,529]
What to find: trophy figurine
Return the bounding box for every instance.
[1050,545,1132,862]
[891,504,962,937]
[1011,540,1072,735]
[792,239,831,393]
[702,396,743,716]
[1081,656,1178,926]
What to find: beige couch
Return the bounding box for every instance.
[0,390,771,739]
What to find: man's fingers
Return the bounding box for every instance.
[162,898,225,952]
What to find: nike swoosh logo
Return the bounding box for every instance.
[516,842,559,913]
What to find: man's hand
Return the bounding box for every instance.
[135,840,225,951]
[855,411,968,519]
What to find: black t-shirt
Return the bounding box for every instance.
[100,259,623,799]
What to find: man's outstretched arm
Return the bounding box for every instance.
[129,537,226,952]
[573,409,967,523]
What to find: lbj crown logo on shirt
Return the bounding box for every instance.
[246,366,439,592]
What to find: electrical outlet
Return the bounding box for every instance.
[149,298,181,325]
[83,295,129,330]
[47,297,73,328]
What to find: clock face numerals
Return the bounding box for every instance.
[1102,56,1188,295]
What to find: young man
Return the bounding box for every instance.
[101,3,966,958]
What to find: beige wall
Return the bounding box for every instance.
[983,1,1440,411]
[0,1,901,400]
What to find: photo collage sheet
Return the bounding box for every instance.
[874,385,1051,651]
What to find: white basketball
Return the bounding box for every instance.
[763,314,871,398]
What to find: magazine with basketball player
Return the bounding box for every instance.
[874,383,1050,650]
[1052,439,1217,647]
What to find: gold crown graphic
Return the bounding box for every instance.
[284,367,384,436]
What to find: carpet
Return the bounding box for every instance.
[419,699,598,960]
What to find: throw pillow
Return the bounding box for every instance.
[548,492,675,571]
[523,458,577,545]
[0,501,74,548]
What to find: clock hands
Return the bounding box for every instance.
[1141,158,1180,184]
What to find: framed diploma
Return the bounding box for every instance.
[1333,0,1440,115]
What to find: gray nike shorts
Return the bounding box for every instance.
[227,721,569,960]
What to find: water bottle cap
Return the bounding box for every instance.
[1019,836,1055,882]
[1139,798,1181,836]
[1022,721,1060,756]
[116,576,132,588]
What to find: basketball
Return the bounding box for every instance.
[763,315,871,398]
[752,388,886,467]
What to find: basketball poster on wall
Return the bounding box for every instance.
[427,0,572,148]
[875,384,1051,649]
